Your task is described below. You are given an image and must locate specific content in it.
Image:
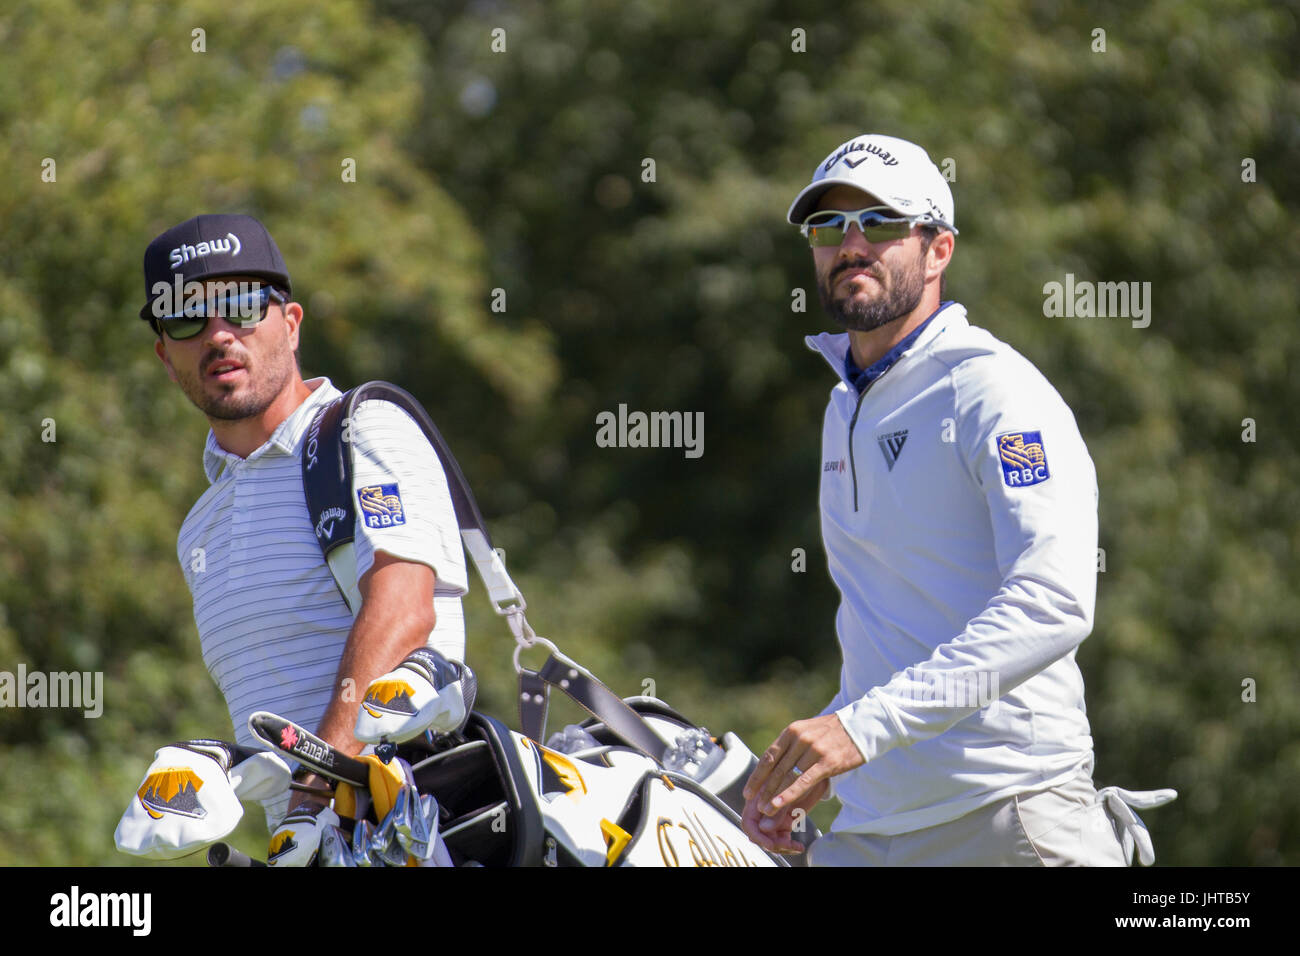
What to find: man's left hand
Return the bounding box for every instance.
[741,779,827,855]
[743,713,865,818]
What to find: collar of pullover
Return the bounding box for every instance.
[805,301,964,392]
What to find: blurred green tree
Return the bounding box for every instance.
[0,0,1295,865]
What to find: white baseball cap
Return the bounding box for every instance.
[787,134,957,233]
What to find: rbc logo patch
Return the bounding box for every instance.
[998,431,1050,487]
[357,483,406,528]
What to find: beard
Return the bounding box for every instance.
[817,250,926,333]
[173,334,297,422]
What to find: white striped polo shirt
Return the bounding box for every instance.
[176,377,468,824]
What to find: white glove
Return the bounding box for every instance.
[354,648,476,744]
[1098,786,1178,866]
[230,749,295,803]
[115,740,290,860]
[267,803,341,866]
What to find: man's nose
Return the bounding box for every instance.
[203,317,241,346]
[836,223,877,261]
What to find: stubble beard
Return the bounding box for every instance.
[174,333,297,422]
[818,251,926,333]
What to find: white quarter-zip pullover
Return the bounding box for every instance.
[810,303,1100,836]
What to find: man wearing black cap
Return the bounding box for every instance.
[142,214,470,849]
[142,215,307,452]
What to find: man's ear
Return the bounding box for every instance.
[283,301,304,352]
[926,231,955,283]
[154,338,178,383]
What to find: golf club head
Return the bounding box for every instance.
[395,788,436,859]
[370,804,408,867]
[318,824,355,867]
[351,819,378,867]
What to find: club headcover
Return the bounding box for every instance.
[230,749,292,803]
[267,803,341,866]
[114,741,246,860]
[354,648,477,744]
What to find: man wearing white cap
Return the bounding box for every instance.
[740,134,1175,865]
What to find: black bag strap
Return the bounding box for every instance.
[536,654,670,761]
[301,381,673,760]
[302,381,525,614]
[517,669,550,743]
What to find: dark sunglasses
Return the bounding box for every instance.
[156,286,287,341]
[800,207,927,247]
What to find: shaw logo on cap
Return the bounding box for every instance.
[169,232,242,269]
[998,431,1050,487]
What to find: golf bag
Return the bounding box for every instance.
[301,382,804,866]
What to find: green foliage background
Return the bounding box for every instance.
[0,0,1295,865]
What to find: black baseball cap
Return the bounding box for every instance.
[140,214,292,321]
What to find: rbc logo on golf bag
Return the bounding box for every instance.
[358,483,406,528]
[998,431,1050,487]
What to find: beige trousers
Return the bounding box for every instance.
[808,769,1130,867]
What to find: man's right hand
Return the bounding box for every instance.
[287,770,333,813]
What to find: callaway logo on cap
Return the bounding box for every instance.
[140,213,292,320]
[787,134,957,233]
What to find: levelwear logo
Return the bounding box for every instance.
[877,429,909,471]
[169,232,242,268]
